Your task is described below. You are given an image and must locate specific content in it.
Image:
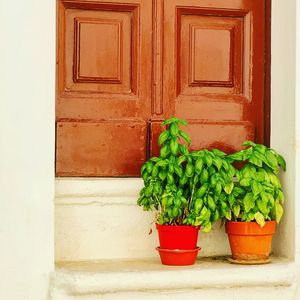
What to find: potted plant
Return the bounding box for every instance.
[137,117,229,265]
[221,141,286,264]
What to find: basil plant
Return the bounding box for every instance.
[137,117,231,232]
[222,141,286,227]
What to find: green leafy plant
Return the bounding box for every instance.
[137,117,230,232]
[222,141,286,227]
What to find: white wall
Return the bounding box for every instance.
[271,0,297,259]
[295,0,300,263]
[0,1,55,300]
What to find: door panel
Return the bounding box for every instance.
[56,121,147,176]
[56,0,152,176]
[152,0,266,155]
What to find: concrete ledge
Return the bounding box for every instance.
[53,257,296,296]
[55,178,143,199]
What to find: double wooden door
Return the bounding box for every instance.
[56,0,269,176]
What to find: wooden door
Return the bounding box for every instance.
[150,0,268,156]
[56,0,152,176]
[56,0,270,176]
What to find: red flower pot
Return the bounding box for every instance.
[156,224,200,250]
[225,221,276,261]
[156,247,200,266]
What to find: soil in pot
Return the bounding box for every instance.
[225,221,276,262]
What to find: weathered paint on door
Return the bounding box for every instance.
[56,0,270,176]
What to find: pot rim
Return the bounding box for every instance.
[156,223,200,229]
[156,247,201,253]
[225,220,276,235]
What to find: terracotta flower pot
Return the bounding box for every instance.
[156,247,200,266]
[225,221,276,262]
[156,223,200,250]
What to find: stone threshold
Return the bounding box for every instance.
[53,256,296,296]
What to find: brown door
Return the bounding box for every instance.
[150,0,268,156]
[56,0,270,176]
[56,0,152,176]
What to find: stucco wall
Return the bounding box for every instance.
[0,1,55,300]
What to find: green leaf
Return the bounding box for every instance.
[213,157,223,171]
[160,144,170,158]
[210,173,220,188]
[158,130,170,145]
[266,192,275,207]
[214,182,222,196]
[227,152,243,161]
[266,150,278,168]
[233,186,245,197]
[233,204,240,218]
[249,156,263,167]
[152,166,159,177]
[202,222,212,233]
[177,155,187,165]
[254,212,265,227]
[199,206,208,219]
[179,130,191,145]
[207,195,216,211]
[244,192,255,213]
[178,144,189,155]
[241,165,256,178]
[225,210,232,220]
[275,200,283,223]
[242,147,254,160]
[204,153,213,167]
[242,140,256,147]
[196,183,209,198]
[277,154,286,171]
[240,178,251,187]
[195,198,203,211]
[277,189,285,204]
[254,144,266,154]
[211,209,219,222]
[255,170,266,182]
[161,118,173,126]
[251,181,263,196]
[200,168,209,184]
[176,118,188,126]
[195,158,203,174]
[212,149,225,157]
[170,123,179,137]
[228,193,235,206]
[155,160,168,167]
[158,170,167,181]
[224,182,234,195]
[170,138,179,155]
[185,163,194,177]
[268,173,281,188]
[257,198,268,215]
[174,165,183,177]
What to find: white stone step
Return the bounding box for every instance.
[50,257,298,300]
